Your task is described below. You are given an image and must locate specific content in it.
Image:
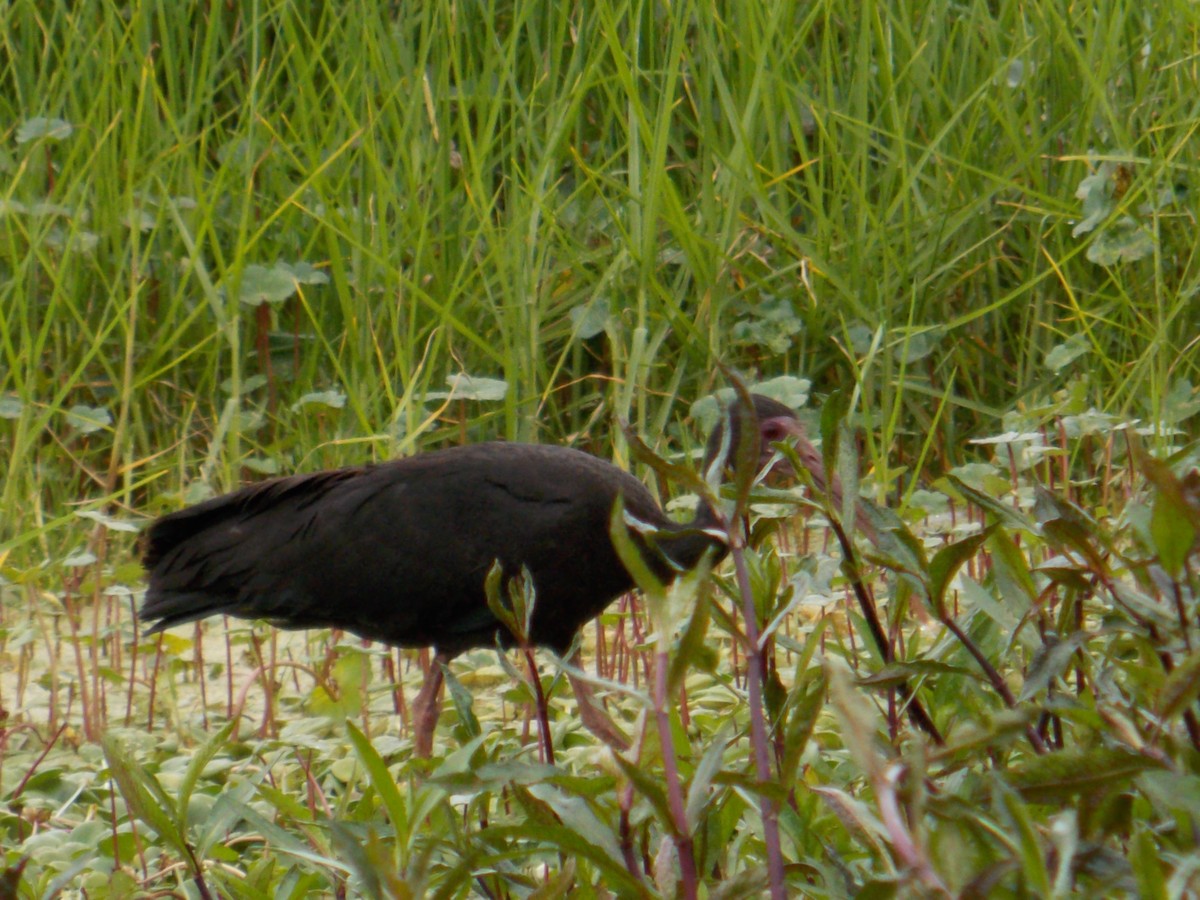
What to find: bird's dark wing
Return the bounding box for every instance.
[140,465,422,636]
[140,442,663,654]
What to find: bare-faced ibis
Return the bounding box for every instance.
[140,394,809,756]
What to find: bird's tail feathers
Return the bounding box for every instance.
[140,591,237,634]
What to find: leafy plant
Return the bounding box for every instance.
[2,0,1200,895]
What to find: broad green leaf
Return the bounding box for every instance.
[16,117,73,142]
[608,496,666,599]
[927,526,994,617]
[443,665,482,741]
[63,549,97,566]
[123,209,156,232]
[1156,648,1200,725]
[292,390,347,411]
[780,670,826,784]
[425,373,508,401]
[236,263,297,306]
[1044,334,1090,372]
[278,260,329,285]
[1130,825,1168,900]
[487,821,645,896]
[614,752,674,833]
[729,295,804,353]
[1087,219,1154,265]
[986,528,1038,623]
[1034,485,1109,566]
[1137,770,1200,822]
[667,572,711,695]
[242,456,280,475]
[101,733,187,856]
[0,394,22,418]
[526,783,628,873]
[221,373,269,395]
[818,391,847,495]
[946,474,1034,533]
[825,657,885,783]
[330,823,389,900]
[239,791,351,865]
[196,780,260,858]
[999,784,1051,896]
[690,378,810,431]
[569,297,610,339]
[527,859,577,900]
[685,728,729,830]
[857,660,975,689]
[1148,477,1198,578]
[176,719,237,831]
[928,709,1030,768]
[483,561,518,635]
[809,785,888,852]
[65,404,112,434]
[892,327,942,363]
[1018,633,1088,702]
[345,720,410,865]
[1008,747,1163,803]
[76,509,141,532]
[754,374,812,409]
[1072,160,1117,236]
[510,783,567,826]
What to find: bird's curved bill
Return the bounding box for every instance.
[761,416,808,480]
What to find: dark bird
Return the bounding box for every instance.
[140,394,808,756]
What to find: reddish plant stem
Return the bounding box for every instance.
[196,621,208,730]
[941,616,1047,754]
[9,724,68,805]
[361,639,371,739]
[729,538,787,900]
[617,782,644,885]
[125,598,140,726]
[61,588,95,741]
[229,660,318,740]
[394,648,409,723]
[652,643,698,899]
[224,617,234,719]
[146,634,164,732]
[827,519,943,744]
[522,648,555,766]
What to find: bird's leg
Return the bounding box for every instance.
[565,648,631,752]
[412,653,447,758]
[521,648,555,766]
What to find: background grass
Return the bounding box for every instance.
[1,0,1199,897]
[2,0,1195,540]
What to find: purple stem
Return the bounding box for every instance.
[522,648,555,766]
[653,642,699,898]
[730,535,787,900]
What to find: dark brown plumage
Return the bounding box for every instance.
[140,394,804,753]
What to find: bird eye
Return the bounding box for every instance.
[762,421,786,443]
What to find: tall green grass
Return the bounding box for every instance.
[1,0,1195,557]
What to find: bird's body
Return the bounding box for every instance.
[140,394,808,755]
[141,441,720,655]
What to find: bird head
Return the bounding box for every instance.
[702,393,806,482]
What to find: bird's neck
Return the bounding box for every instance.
[653,496,729,572]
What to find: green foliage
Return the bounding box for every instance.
[6,400,1194,897]
[2,0,1200,896]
